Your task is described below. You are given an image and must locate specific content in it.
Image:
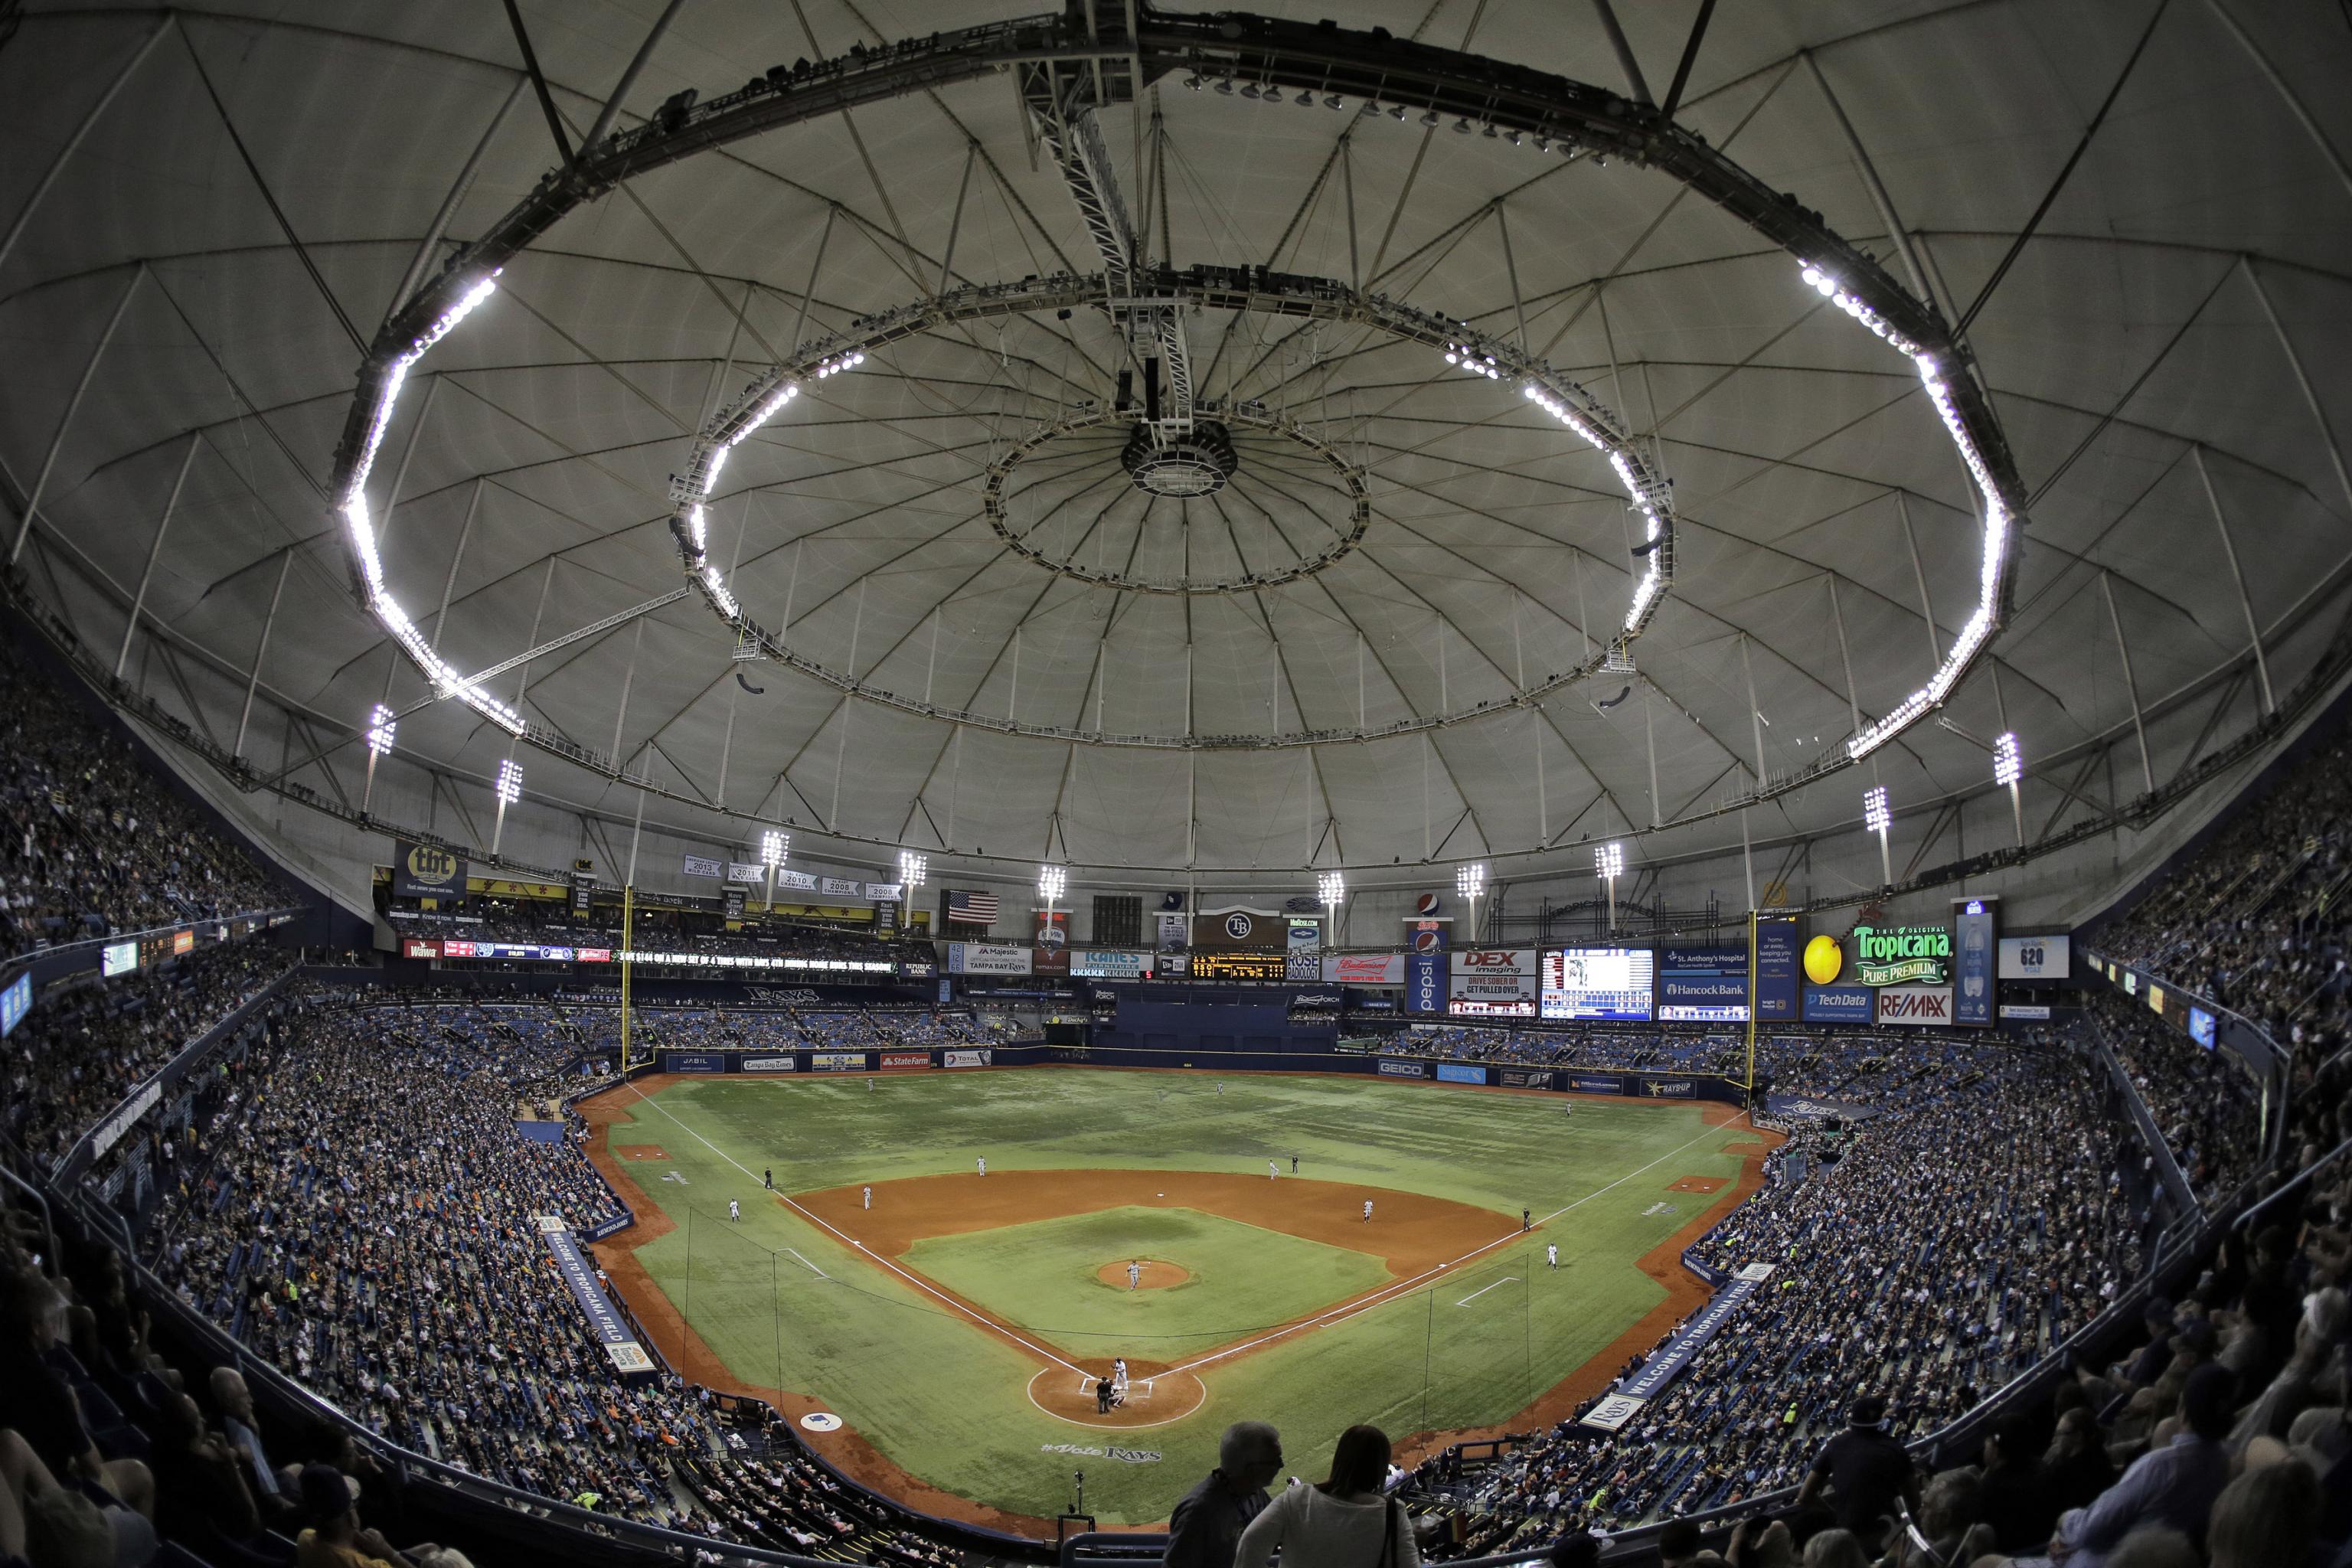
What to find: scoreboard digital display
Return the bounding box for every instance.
[1187,952,1289,982]
[1541,948,1655,1021]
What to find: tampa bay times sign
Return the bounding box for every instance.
[1850,924,1951,987]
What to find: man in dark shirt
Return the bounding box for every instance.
[1165,1421,1282,1568]
[1795,1394,1916,1549]
[1977,1418,2057,1553]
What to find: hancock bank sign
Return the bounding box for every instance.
[1851,924,1952,987]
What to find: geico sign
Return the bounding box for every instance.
[1460,949,1524,967]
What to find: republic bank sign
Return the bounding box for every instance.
[1851,925,1952,987]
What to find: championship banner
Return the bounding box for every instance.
[1953,900,1995,1026]
[391,839,468,900]
[1447,949,1539,1017]
[1619,1263,1776,1400]
[681,854,723,878]
[726,861,766,885]
[1754,918,1800,1021]
[1436,1063,1488,1085]
[1877,984,1955,1025]
[867,882,905,903]
[821,877,861,897]
[569,872,595,917]
[880,1051,931,1069]
[811,1051,866,1071]
[1324,952,1406,985]
[776,869,818,891]
[948,942,1031,975]
[945,1049,993,1068]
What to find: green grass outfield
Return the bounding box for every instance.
[602,1068,1751,1525]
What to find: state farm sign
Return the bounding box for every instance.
[1876,984,1954,1026]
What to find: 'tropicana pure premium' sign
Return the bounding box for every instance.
[1849,923,1952,987]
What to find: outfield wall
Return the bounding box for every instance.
[652,1041,1751,1104]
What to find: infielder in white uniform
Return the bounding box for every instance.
[977,1156,986,1177]
[1547,1243,1559,1269]
[1362,1198,1374,1222]
[1269,1160,1279,1179]
[863,1184,872,1210]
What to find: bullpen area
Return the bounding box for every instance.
[579,1067,1772,1530]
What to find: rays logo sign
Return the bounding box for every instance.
[1850,923,1952,987]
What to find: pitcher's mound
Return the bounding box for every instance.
[1027,1361,1207,1428]
[1096,1259,1190,1290]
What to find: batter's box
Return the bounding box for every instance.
[1668,1175,1728,1194]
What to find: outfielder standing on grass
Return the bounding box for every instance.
[1547,1243,1559,1270]
[729,1199,740,1222]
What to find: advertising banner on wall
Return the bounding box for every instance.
[1406,952,1447,1014]
[1193,908,1285,952]
[1073,951,1152,979]
[401,939,441,960]
[1566,1072,1625,1095]
[1877,984,1955,1026]
[1541,949,1655,1021]
[947,942,1032,975]
[1285,951,1321,980]
[1754,918,1800,1021]
[1324,952,1406,985]
[1658,943,1752,1022]
[1999,934,2071,980]
[1034,910,1068,949]
[880,1052,931,1069]
[1286,919,1322,949]
[1448,949,1540,1016]
[811,1051,866,1071]
[741,1056,796,1072]
[1155,912,1190,948]
[1436,1063,1489,1085]
[1851,923,1952,986]
[944,1048,993,1068]
[1377,1058,1427,1078]
[1802,985,1875,1024]
[1031,945,1070,977]
[392,839,469,900]
[1498,1068,1553,1089]
[1953,900,1996,1026]
[1406,919,1449,955]
[2000,1004,2052,1021]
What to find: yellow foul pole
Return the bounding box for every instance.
[620,883,635,1072]
[1745,907,1759,1104]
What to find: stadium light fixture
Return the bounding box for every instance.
[899,850,928,890]
[1596,841,1623,933]
[1455,861,1486,943]
[362,703,395,814]
[490,756,523,856]
[1863,785,1892,887]
[1318,870,1344,949]
[1993,732,2024,846]
[1038,863,1067,917]
[762,829,789,904]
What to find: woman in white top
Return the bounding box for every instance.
[1233,1426,1419,1568]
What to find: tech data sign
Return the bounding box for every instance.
[1877,984,1955,1026]
[1850,924,1952,987]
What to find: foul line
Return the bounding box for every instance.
[1455,1276,1521,1306]
[1161,1117,1741,1377]
[620,1081,1089,1377]
[785,1248,829,1279]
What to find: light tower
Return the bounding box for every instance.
[1317,870,1345,949]
[363,704,395,814]
[1455,861,1486,946]
[1596,841,1624,934]
[1038,864,1067,931]
[899,850,929,893]
[1863,785,1893,887]
[1992,733,2024,848]
[491,757,522,856]
[762,829,789,907]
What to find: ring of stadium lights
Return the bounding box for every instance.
[327,6,2023,863]
[976,400,1372,596]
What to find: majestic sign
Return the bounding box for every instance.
[392,839,468,900]
[1323,952,1406,985]
[947,942,1031,975]
[1447,948,1540,1017]
[1850,923,1952,987]
[1877,984,1955,1025]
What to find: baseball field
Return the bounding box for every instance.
[579,1067,1769,1530]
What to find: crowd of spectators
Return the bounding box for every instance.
[137,999,975,1563]
[0,942,296,1171]
[1,637,290,959]
[1410,1034,2148,1550]
[388,902,937,970]
[2099,719,2352,1048]
[2085,992,2266,1205]
[1381,1027,1747,1073]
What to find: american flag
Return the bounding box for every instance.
[946,889,999,924]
